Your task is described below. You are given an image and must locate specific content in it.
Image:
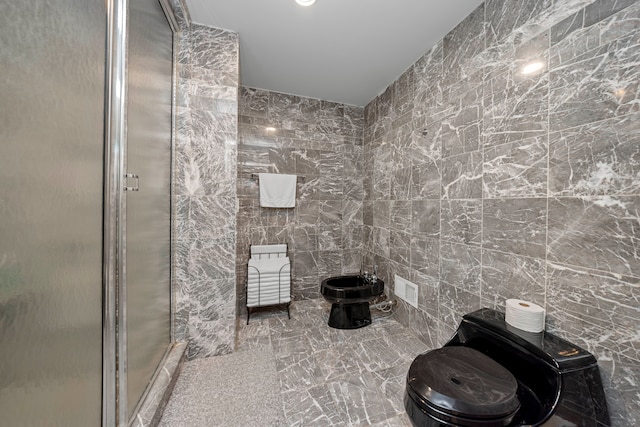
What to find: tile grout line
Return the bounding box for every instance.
[544,27,551,313]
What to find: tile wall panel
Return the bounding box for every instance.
[236,87,364,306]
[174,24,239,359]
[363,1,639,423]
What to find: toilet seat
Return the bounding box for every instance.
[406,346,520,426]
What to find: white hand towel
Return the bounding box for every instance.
[259,173,297,208]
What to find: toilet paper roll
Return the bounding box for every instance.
[506,323,544,347]
[505,299,545,333]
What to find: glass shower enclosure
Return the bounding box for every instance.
[124,0,174,420]
[0,0,176,425]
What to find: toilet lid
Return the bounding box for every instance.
[407,346,520,420]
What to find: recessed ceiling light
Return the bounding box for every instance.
[521,61,545,75]
[265,126,276,132]
[295,0,316,6]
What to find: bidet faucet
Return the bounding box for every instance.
[371,264,378,284]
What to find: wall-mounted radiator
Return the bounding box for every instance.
[246,244,291,324]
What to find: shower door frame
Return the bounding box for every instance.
[103,0,179,425]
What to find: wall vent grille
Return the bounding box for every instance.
[394,274,418,308]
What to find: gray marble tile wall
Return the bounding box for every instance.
[174,22,239,360]
[363,0,640,424]
[168,0,190,32]
[236,88,364,309]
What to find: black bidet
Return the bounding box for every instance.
[320,275,384,329]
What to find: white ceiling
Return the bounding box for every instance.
[185,0,484,106]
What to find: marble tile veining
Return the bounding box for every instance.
[549,114,640,196]
[480,249,546,308]
[549,2,640,132]
[160,300,419,427]
[440,199,482,246]
[483,198,547,260]
[483,135,548,198]
[548,196,640,277]
[440,241,482,292]
[175,24,239,359]
[441,151,483,200]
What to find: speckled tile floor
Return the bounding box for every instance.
[160,299,427,426]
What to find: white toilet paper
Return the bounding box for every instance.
[505,323,544,347]
[505,299,545,333]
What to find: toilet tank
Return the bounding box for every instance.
[446,308,610,427]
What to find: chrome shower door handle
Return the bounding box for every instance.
[124,173,140,191]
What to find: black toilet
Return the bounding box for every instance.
[405,308,610,426]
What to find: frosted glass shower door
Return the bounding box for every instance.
[124,0,174,419]
[0,1,106,425]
